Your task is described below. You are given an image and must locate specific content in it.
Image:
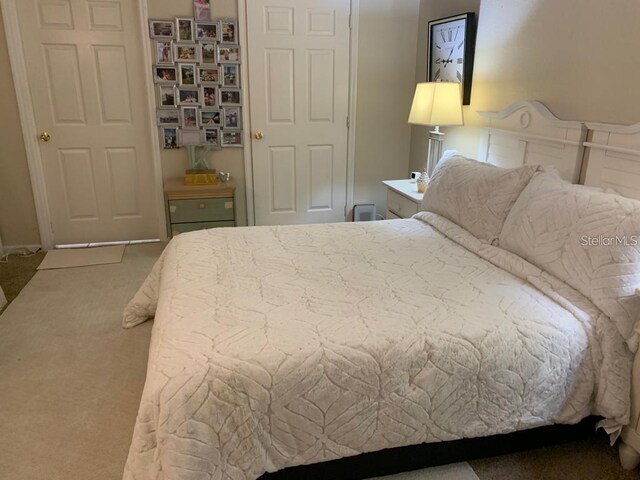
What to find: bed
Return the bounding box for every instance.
[122,102,640,479]
[582,120,640,469]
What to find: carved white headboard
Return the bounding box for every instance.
[477,101,587,183]
[583,122,640,200]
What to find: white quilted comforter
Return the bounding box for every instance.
[123,214,632,480]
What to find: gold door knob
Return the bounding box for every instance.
[39,131,51,142]
[254,131,264,140]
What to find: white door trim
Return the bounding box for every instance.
[0,0,167,250]
[238,0,255,226]
[238,0,359,225]
[136,0,169,242]
[1,0,54,249]
[346,0,360,219]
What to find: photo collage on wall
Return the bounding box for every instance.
[149,13,243,149]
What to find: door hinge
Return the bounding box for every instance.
[344,205,347,217]
[346,116,350,128]
[348,14,352,29]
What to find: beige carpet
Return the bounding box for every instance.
[0,243,478,480]
[37,245,125,270]
[0,244,159,479]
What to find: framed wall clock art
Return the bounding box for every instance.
[427,12,477,105]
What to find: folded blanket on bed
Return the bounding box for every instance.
[122,217,632,480]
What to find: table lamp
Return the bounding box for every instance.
[408,82,463,177]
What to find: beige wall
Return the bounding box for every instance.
[0,8,40,247]
[412,0,640,168]
[353,0,420,215]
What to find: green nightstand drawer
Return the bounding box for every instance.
[171,221,235,235]
[169,198,234,224]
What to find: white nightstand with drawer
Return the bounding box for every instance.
[382,179,424,219]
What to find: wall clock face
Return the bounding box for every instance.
[430,18,466,83]
[428,13,476,105]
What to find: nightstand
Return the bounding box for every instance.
[164,177,236,237]
[382,179,424,219]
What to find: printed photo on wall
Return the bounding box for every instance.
[157,85,176,108]
[161,127,178,149]
[174,43,201,63]
[155,40,173,64]
[202,128,220,146]
[217,45,240,63]
[222,64,239,87]
[149,20,175,39]
[219,88,241,106]
[153,66,177,84]
[220,20,238,44]
[200,108,221,126]
[193,0,211,22]
[202,86,217,107]
[177,87,201,106]
[179,63,197,86]
[223,107,241,129]
[201,43,217,65]
[198,66,220,85]
[196,21,219,41]
[221,130,243,147]
[156,109,180,126]
[176,18,195,42]
[181,106,199,128]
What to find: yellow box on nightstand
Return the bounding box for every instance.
[184,169,218,186]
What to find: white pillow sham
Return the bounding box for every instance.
[499,172,640,347]
[422,154,541,245]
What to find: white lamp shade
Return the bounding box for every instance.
[408,82,463,127]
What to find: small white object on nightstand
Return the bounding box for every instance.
[382,179,424,219]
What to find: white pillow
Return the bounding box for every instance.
[422,155,541,244]
[499,172,640,346]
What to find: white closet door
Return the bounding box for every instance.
[247,0,351,225]
[16,0,159,245]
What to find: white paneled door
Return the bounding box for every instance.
[247,0,351,225]
[16,0,159,245]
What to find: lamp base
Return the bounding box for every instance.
[426,126,445,177]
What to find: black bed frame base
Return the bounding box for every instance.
[259,417,599,480]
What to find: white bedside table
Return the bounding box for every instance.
[382,179,424,219]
